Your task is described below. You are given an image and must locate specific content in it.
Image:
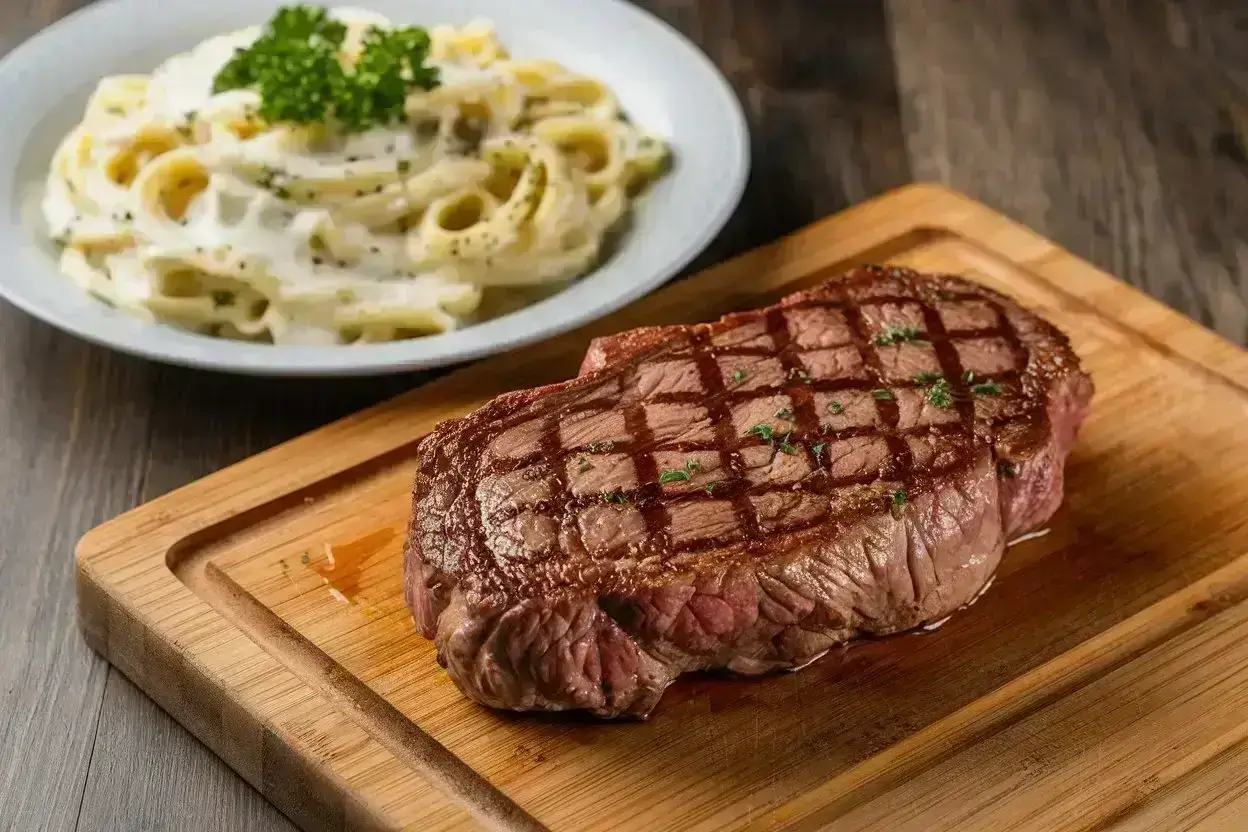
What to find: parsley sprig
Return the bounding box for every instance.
[213,5,440,133]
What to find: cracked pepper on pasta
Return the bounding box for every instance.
[41,7,670,344]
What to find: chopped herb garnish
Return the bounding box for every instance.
[915,371,944,384]
[972,381,1003,397]
[731,368,749,384]
[890,489,907,518]
[829,401,845,415]
[703,481,721,495]
[811,442,826,458]
[397,159,412,174]
[274,186,292,199]
[997,460,1017,479]
[924,378,954,409]
[601,490,629,505]
[211,5,440,133]
[778,442,798,456]
[658,459,701,485]
[872,325,924,347]
[871,389,894,401]
[746,424,775,442]
[300,552,311,564]
[577,455,593,473]
[587,441,616,454]
[775,408,794,421]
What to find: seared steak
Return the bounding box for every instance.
[404,266,1093,718]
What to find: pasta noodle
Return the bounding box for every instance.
[41,7,670,345]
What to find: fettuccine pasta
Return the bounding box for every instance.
[41,8,670,345]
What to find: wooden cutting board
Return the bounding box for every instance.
[76,185,1248,832]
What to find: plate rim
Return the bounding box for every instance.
[0,0,750,376]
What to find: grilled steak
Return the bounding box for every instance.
[404,266,1093,718]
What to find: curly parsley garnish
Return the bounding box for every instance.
[212,5,440,133]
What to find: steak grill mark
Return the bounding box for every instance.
[475,290,1029,558]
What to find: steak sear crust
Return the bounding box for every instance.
[405,266,1093,718]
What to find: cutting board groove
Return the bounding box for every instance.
[76,185,1248,832]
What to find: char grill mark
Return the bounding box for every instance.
[474,288,1037,555]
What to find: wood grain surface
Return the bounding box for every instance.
[0,1,1244,831]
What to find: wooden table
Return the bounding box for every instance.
[1,1,1244,830]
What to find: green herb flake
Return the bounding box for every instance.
[703,481,721,495]
[731,368,749,385]
[601,491,629,505]
[871,389,894,401]
[812,442,826,457]
[872,326,924,347]
[890,489,907,518]
[746,424,775,442]
[397,159,412,174]
[914,371,944,384]
[577,455,593,473]
[210,290,233,308]
[775,408,794,421]
[829,401,845,415]
[658,469,691,485]
[587,441,616,454]
[972,381,1003,397]
[778,442,798,456]
[924,378,954,409]
[300,552,311,564]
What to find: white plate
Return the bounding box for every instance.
[0,0,748,376]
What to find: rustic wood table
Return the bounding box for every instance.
[1,1,1244,830]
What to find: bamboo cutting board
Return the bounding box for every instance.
[76,185,1248,832]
